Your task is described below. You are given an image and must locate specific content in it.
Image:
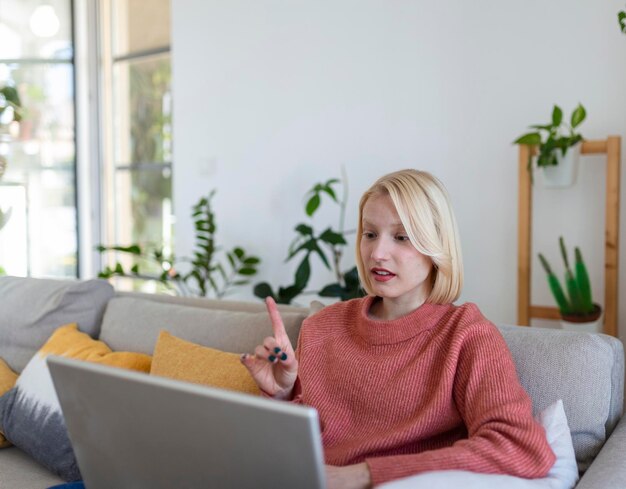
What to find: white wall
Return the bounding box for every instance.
[172,0,626,340]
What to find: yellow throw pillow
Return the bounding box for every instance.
[0,358,18,448]
[150,330,260,396]
[39,323,152,372]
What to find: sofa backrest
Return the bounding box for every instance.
[99,292,308,356]
[499,324,624,472]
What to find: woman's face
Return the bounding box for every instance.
[360,193,433,312]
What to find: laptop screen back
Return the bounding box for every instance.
[48,356,326,489]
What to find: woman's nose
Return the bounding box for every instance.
[371,238,390,261]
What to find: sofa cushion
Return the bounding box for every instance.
[0,447,64,488]
[150,330,260,395]
[0,324,151,482]
[499,325,624,472]
[0,277,114,372]
[99,297,307,355]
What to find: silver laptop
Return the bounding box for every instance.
[47,356,327,489]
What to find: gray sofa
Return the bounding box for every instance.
[0,277,623,488]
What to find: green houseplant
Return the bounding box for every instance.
[513,104,586,186]
[254,174,364,305]
[98,190,260,298]
[538,237,602,332]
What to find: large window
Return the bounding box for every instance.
[0,0,77,277]
[100,0,172,288]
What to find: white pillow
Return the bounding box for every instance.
[379,400,579,489]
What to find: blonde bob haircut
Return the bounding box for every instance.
[356,169,463,304]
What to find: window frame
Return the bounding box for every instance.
[96,0,172,286]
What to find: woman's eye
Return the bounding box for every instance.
[362,232,376,239]
[396,235,410,242]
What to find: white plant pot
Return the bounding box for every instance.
[541,142,581,188]
[559,305,603,334]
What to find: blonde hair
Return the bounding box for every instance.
[356,169,463,304]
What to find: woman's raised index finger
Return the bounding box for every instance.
[265,296,289,343]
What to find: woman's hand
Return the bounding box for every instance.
[240,297,298,399]
[326,463,372,489]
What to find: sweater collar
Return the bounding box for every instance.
[356,295,451,345]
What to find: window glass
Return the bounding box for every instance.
[113,55,172,165]
[114,167,172,247]
[0,0,76,278]
[112,0,170,56]
[102,0,172,291]
[2,63,75,170]
[0,0,73,60]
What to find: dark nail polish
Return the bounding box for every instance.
[280,353,287,361]
[274,347,281,354]
[268,355,276,362]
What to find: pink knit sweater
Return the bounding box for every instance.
[291,296,555,486]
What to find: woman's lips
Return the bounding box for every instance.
[371,268,396,282]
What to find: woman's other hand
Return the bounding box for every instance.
[240,297,298,399]
[326,463,372,489]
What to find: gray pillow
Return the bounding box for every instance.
[0,277,114,371]
[99,297,307,355]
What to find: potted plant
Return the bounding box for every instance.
[514,104,586,187]
[97,190,261,298]
[538,237,602,333]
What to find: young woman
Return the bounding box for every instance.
[241,169,555,489]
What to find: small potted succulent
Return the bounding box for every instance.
[538,237,602,333]
[514,104,586,187]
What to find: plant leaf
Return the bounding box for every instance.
[276,285,303,304]
[305,194,321,217]
[295,224,313,236]
[294,255,311,289]
[243,256,260,265]
[570,104,586,129]
[319,283,344,297]
[318,228,347,245]
[238,267,257,276]
[287,238,316,261]
[343,266,360,287]
[551,105,563,126]
[513,132,541,145]
[253,282,274,300]
[108,244,142,255]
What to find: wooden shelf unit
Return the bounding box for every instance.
[517,136,621,336]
